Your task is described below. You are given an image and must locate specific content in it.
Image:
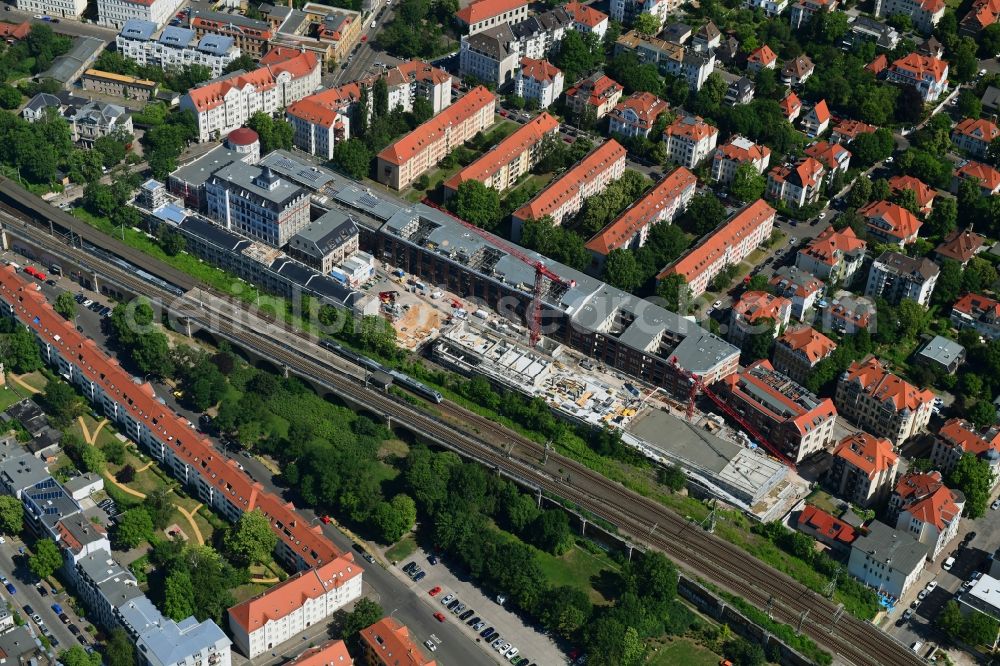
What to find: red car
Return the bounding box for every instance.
[319,515,331,524]
[428,586,442,596]
[433,612,446,622]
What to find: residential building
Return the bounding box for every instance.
[610,0,672,27]
[780,90,802,121]
[310,8,365,65]
[952,117,1000,158]
[874,0,945,32]
[889,175,936,214]
[691,21,721,52]
[935,228,984,265]
[932,418,1000,481]
[455,0,528,35]
[845,16,900,49]
[835,357,935,444]
[359,618,435,666]
[564,1,609,39]
[865,251,939,306]
[804,141,851,176]
[887,53,949,102]
[918,34,945,57]
[81,69,158,101]
[729,291,792,345]
[772,325,836,385]
[565,73,623,121]
[831,119,878,144]
[664,115,718,168]
[719,359,838,463]
[847,520,928,599]
[951,293,1000,340]
[828,432,899,508]
[888,471,944,522]
[658,200,776,297]
[190,10,274,58]
[824,296,876,334]
[180,50,321,143]
[866,53,889,75]
[15,0,87,19]
[797,505,858,554]
[205,163,311,247]
[166,131,261,211]
[723,77,755,106]
[70,101,134,147]
[228,559,364,658]
[515,58,563,108]
[960,0,1000,35]
[769,265,824,320]
[957,575,1000,641]
[916,335,965,375]
[860,200,922,245]
[459,24,520,88]
[953,160,1000,195]
[790,0,838,29]
[376,87,496,190]
[800,99,830,137]
[509,7,573,60]
[287,640,353,666]
[891,471,963,561]
[766,157,825,208]
[444,112,560,197]
[116,20,241,78]
[97,0,184,29]
[286,210,360,275]
[584,167,696,259]
[613,30,716,90]
[22,93,63,123]
[712,136,770,185]
[608,92,669,139]
[796,225,867,283]
[285,97,350,161]
[744,0,788,15]
[781,55,815,86]
[0,20,31,42]
[512,139,627,231]
[383,61,453,116]
[716,35,740,63]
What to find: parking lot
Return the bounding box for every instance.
[396,544,567,665]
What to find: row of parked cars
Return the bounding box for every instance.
[430,590,537,666]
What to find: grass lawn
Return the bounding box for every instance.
[646,637,723,666]
[231,582,271,604]
[379,438,410,459]
[16,371,48,392]
[385,534,418,563]
[0,386,23,411]
[536,543,618,605]
[805,488,844,517]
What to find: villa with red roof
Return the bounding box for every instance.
[797,505,858,554]
[952,117,1000,158]
[828,432,899,508]
[800,99,829,137]
[747,44,778,72]
[953,160,1000,194]
[729,291,792,345]
[768,265,824,320]
[719,359,838,463]
[516,58,564,108]
[860,200,922,245]
[181,49,321,142]
[564,0,609,38]
[766,156,825,208]
[772,325,836,384]
[874,0,945,33]
[889,471,964,561]
[780,90,802,121]
[831,119,878,144]
[835,357,935,444]
[664,115,719,168]
[805,141,851,175]
[796,225,867,282]
[935,228,984,266]
[361,617,436,666]
[951,292,1000,340]
[711,135,771,184]
[565,73,623,120]
[287,640,353,666]
[608,92,670,140]
[960,0,1000,35]
[932,418,1000,479]
[657,199,776,297]
[886,52,949,101]
[888,174,936,213]
[455,0,528,34]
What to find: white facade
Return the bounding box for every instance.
[610,0,673,27]
[664,116,719,168]
[98,0,185,29]
[116,21,242,78]
[743,0,789,15]
[15,0,87,18]
[848,521,928,600]
[711,136,771,184]
[515,62,563,108]
[286,103,349,161]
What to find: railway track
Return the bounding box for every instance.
[0,188,924,666]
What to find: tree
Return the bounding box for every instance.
[957,89,983,119]
[59,647,103,666]
[730,163,766,202]
[0,496,22,535]
[93,134,128,168]
[157,227,186,256]
[143,488,173,530]
[656,273,691,312]
[529,509,573,555]
[724,637,766,666]
[968,400,997,429]
[926,197,957,236]
[552,30,603,84]
[743,318,775,362]
[1,324,42,373]
[851,129,895,166]
[678,192,726,236]
[341,597,384,638]
[372,494,417,544]
[373,77,389,117]
[604,249,643,292]
[222,54,256,75]
[657,464,686,491]
[115,507,154,549]
[224,508,278,567]
[117,464,135,483]
[450,180,501,230]
[536,585,591,638]
[962,257,998,294]
[38,380,83,428]
[333,138,372,179]
[947,453,993,518]
[246,112,294,153]
[934,258,963,307]
[0,85,20,110]
[163,569,196,620]
[633,12,660,35]
[106,628,135,666]
[54,292,76,320]
[28,538,63,580]
[102,440,127,465]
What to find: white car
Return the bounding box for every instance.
[885,156,894,163]
[992,499,1000,510]
[33,14,42,19]
[440,594,455,605]
[713,300,722,309]
[424,639,437,652]
[926,581,938,593]
[506,647,519,660]
[943,557,955,571]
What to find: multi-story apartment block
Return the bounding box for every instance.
[664,115,718,168]
[719,359,838,463]
[846,16,901,49]
[383,61,454,115]
[932,418,1000,479]
[729,290,792,345]
[658,199,775,297]
[891,471,964,561]
[564,0,609,39]
[860,200,922,245]
[772,324,836,385]
[887,53,949,102]
[15,0,86,19]
[610,0,673,27]
[789,0,838,29]
[712,135,770,185]
[285,209,360,275]
[116,20,241,78]
[512,139,627,232]
[190,10,274,57]
[744,0,788,16]
[180,50,321,142]
[951,293,1000,340]
[81,69,158,101]
[875,0,945,33]
[584,167,696,259]
[205,163,311,247]
[848,521,928,599]
[444,112,560,197]
[565,73,623,120]
[376,87,496,190]
[286,641,353,666]
[459,24,520,88]
[228,559,364,658]
[285,96,350,161]
[865,250,939,306]
[608,91,669,139]
[724,77,755,106]
[613,31,716,90]
[515,58,563,108]
[455,0,528,35]
[781,55,815,87]
[828,432,899,509]
[766,157,825,208]
[746,44,777,73]
[889,174,936,213]
[835,357,935,445]
[98,0,184,29]
[510,7,573,60]
[954,160,1000,195]
[800,99,830,137]
[769,265,824,320]
[360,618,436,666]
[952,117,1000,158]
[831,119,878,144]
[796,225,867,283]
[804,141,851,176]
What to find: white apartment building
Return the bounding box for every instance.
[98,0,186,29]
[874,0,945,33]
[116,20,241,78]
[896,483,964,561]
[205,163,311,247]
[712,135,771,185]
[180,50,321,142]
[455,0,528,35]
[766,157,825,208]
[664,115,718,168]
[828,432,899,509]
[743,0,788,16]
[610,0,675,27]
[887,53,949,102]
[608,91,669,139]
[285,98,350,160]
[515,57,563,108]
[15,0,87,19]
[952,117,1000,158]
[385,60,453,115]
[796,225,867,283]
[848,521,928,600]
[864,251,939,307]
[835,357,936,445]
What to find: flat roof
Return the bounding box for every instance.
[170,143,247,188]
[918,335,965,366]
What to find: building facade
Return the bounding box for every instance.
[828,432,899,508]
[860,200,922,245]
[81,69,159,101]
[608,91,669,140]
[951,293,1000,340]
[15,0,87,19]
[515,58,563,108]
[886,53,949,102]
[796,225,867,283]
[116,20,241,77]
[772,325,836,385]
[952,117,1000,158]
[98,0,184,29]
[766,157,825,208]
[711,135,771,185]
[565,73,623,121]
[847,521,928,599]
[874,0,945,33]
[864,251,939,306]
[664,115,718,168]
[205,164,311,247]
[931,418,1000,479]
[835,357,935,445]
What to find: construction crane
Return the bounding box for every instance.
[422,198,575,346]
[669,359,796,469]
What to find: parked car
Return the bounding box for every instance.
[413,571,426,582]
[428,586,442,597]
[943,557,955,571]
[460,609,475,620]
[441,594,455,605]
[433,612,446,622]
[5,583,16,595]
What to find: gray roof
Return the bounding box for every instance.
[983,86,1000,111]
[56,514,108,550]
[63,472,104,496]
[44,36,106,84]
[918,335,965,367]
[170,143,247,188]
[467,24,516,60]
[280,9,310,35]
[0,441,50,494]
[0,626,38,662]
[179,216,250,253]
[208,163,307,209]
[77,551,132,586]
[129,599,230,663]
[159,26,197,47]
[260,150,337,190]
[852,520,928,575]
[663,23,692,42]
[120,18,157,41]
[73,100,128,127]
[289,209,358,260]
[874,251,940,282]
[198,33,235,55]
[190,8,270,31]
[23,479,81,532]
[24,92,62,114]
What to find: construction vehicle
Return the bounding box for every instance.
[379,291,398,303]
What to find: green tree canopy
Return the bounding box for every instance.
[633,13,660,35]
[54,292,76,320]
[115,507,154,550]
[29,538,63,580]
[372,493,417,544]
[37,380,84,428]
[0,496,23,535]
[603,249,643,292]
[224,508,278,567]
[333,138,372,179]
[449,180,502,230]
[730,163,766,202]
[341,597,384,638]
[678,192,726,236]
[247,112,294,153]
[106,628,135,666]
[947,453,993,518]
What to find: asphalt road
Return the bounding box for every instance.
[0,5,117,42]
[333,4,399,86]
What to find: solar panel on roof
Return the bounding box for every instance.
[358,194,380,208]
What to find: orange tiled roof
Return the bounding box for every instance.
[939,418,1000,458]
[843,357,935,412]
[804,141,850,170]
[584,167,696,254]
[866,53,888,74]
[377,86,496,166]
[519,57,561,83]
[832,119,877,140]
[798,504,858,545]
[445,112,559,190]
[888,175,935,208]
[953,292,1000,318]
[780,91,801,118]
[359,617,436,666]
[186,50,317,113]
[386,60,452,88]
[891,53,948,83]
[954,117,1000,143]
[735,291,790,324]
[286,98,342,128]
[748,44,777,66]
[723,359,837,437]
[778,325,836,363]
[287,640,353,666]
[800,225,866,266]
[564,0,608,27]
[769,157,824,188]
[906,485,962,531]
[714,136,770,164]
[809,99,830,125]
[833,432,897,479]
[456,0,526,23]
[894,470,944,502]
[965,0,1000,30]
[936,228,984,263]
[567,74,622,108]
[860,200,922,241]
[609,91,669,131]
[0,21,31,41]
[665,114,717,142]
[956,160,1000,190]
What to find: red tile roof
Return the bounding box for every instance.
[564,0,608,27]
[734,291,790,324]
[936,228,984,263]
[894,470,944,503]
[953,292,1000,319]
[386,60,452,88]
[566,74,622,108]
[722,359,837,437]
[833,432,897,479]
[715,136,770,164]
[664,114,717,142]
[906,485,962,531]
[799,225,866,266]
[808,99,830,125]
[519,57,561,83]
[0,268,347,573]
[797,504,858,545]
[360,617,436,666]
[609,91,669,131]
[953,117,1000,143]
[186,50,317,113]
[804,141,850,171]
[964,0,1000,30]
[860,200,922,242]
[377,86,496,166]
[888,175,935,209]
[832,119,877,141]
[891,53,948,83]
[769,157,824,189]
[843,357,935,412]
[747,44,777,67]
[778,325,836,364]
[445,111,560,191]
[866,53,888,74]
[584,167,695,254]
[287,640,353,666]
[0,21,31,41]
[939,418,1000,458]
[455,0,527,24]
[780,91,801,119]
[286,98,342,129]
[956,160,1000,191]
